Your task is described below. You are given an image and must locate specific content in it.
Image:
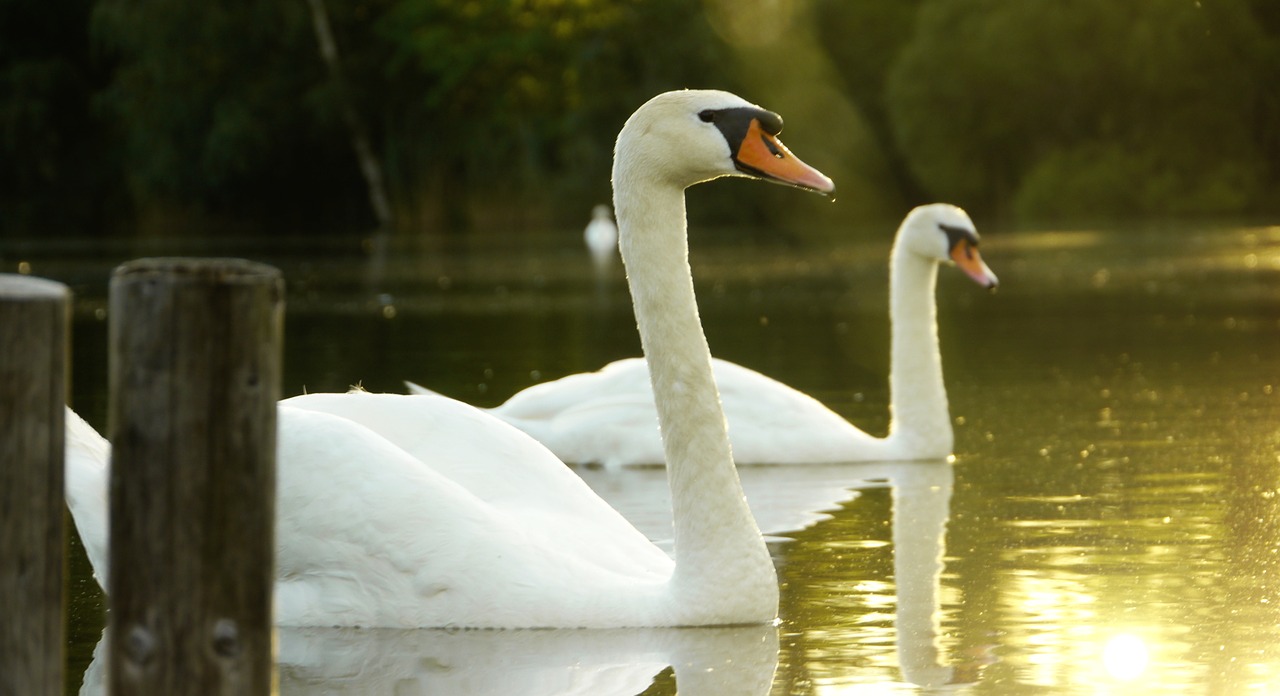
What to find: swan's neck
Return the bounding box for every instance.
[892,465,954,687]
[614,174,776,621]
[887,248,952,453]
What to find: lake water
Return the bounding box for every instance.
[10,217,1278,694]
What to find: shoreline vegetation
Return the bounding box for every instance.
[3,1,1278,239]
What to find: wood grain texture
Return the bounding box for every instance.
[0,274,69,696]
[106,259,282,695]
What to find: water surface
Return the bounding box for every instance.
[11,219,1277,694]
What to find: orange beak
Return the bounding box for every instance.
[950,239,999,290]
[733,118,835,196]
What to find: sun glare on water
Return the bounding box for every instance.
[1102,633,1151,682]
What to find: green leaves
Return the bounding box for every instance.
[6,0,1278,237]
[881,0,1277,220]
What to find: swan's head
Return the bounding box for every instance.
[613,89,835,195]
[899,204,999,289]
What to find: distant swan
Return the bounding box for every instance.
[584,203,619,268]
[408,204,996,467]
[64,89,834,628]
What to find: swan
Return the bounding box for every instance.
[407,203,996,467]
[64,89,834,628]
[584,203,619,268]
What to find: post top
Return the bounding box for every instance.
[0,273,70,300]
[112,258,282,284]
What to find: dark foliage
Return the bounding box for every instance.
[2,0,1277,239]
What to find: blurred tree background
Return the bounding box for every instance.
[2,0,1277,240]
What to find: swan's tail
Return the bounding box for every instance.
[403,380,448,398]
[65,407,111,591]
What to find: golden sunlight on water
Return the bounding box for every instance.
[1102,633,1150,681]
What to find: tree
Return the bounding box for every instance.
[813,0,927,206]
[91,0,374,233]
[884,0,1279,221]
[0,0,120,236]
[372,0,737,231]
[85,0,742,235]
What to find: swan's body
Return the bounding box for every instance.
[274,393,679,627]
[408,204,996,467]
[64,89,834,628]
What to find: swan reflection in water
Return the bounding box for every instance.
[579,460,988,690]
[887,462,989,690]
[77,461,983,694]
[78,623,777,695]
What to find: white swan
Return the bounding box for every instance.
[64,89,834,628]
[407,203,996,467]
[584,203,618,268]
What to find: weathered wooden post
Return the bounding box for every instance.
[0,275,70,696]
[106,259,282,695]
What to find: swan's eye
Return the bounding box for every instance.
[938,223,978,254]
[698,110,715,123]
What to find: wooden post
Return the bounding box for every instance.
[106,259,282,695]
[0,275,69,696]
